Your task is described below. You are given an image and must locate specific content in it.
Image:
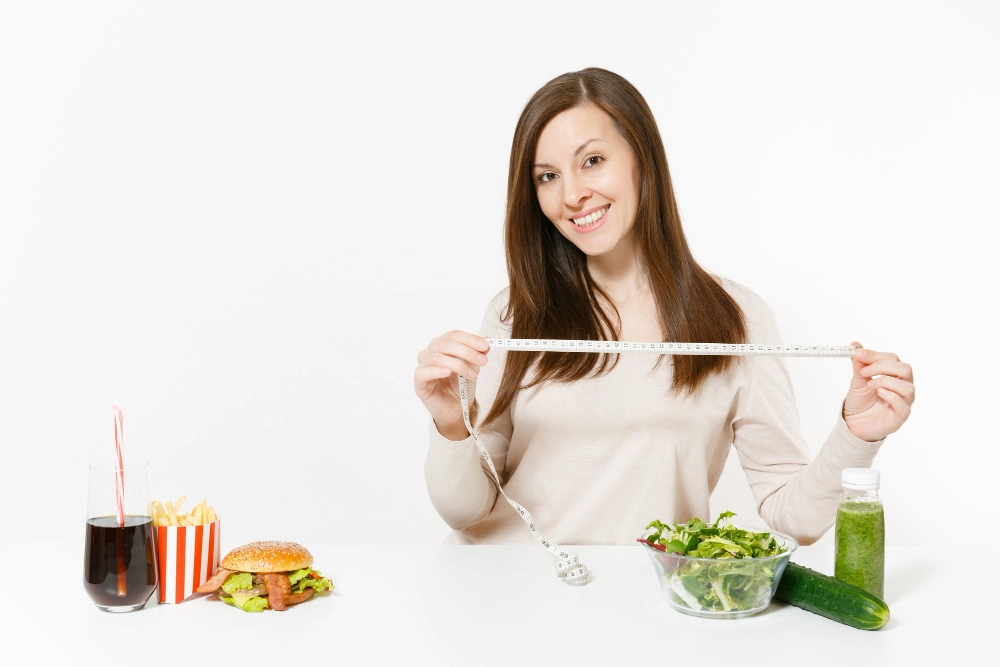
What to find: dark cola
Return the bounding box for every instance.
[83,515,157,609]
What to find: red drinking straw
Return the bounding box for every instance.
[112,406,125,526]
[112,405,127,596]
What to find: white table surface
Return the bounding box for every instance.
[0,542,992,666]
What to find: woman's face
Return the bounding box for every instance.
[532,103,640,261]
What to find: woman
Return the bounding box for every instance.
[414,68,914,546]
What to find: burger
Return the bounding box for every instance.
[197,540,335,612]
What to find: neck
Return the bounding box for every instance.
[586,232,648,306]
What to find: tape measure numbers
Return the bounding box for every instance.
[459,339,858,586]
[488,338,859,357]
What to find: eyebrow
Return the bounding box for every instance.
[533,138,602,169]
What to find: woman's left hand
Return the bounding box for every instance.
[843,341,915,442]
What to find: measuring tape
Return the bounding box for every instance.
[487,338,859,357]
[458,376,588,586]
[458,338,857,586]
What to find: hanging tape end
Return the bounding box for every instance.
[562,566,589,586]
[556,557,589,586]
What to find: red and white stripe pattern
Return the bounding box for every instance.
[156,521,221,604]
[111,406,125,526]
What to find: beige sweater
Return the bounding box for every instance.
[424,279,883,546]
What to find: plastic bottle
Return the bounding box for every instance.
[834,468,885,598]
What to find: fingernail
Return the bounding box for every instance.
[867,380,875,389]
[855,348,866,359]
[469,370,478,379]
[479,354,488,364]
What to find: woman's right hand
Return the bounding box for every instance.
[414,330,491,441]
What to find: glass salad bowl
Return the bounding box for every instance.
[639,525,798,619]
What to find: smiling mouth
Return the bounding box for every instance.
[570,205,609,227]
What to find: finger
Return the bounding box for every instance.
[438,337,490,368]
[860,359,913,383]
[849,341,868,389]
[854,347,900,365]
[876,385,911,420]
[418,332,489,366]
[444,330,490,353]
[869,375,915,405]
[428,352,480,379]
[413,366,451,399]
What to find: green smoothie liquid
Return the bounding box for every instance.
[834,500,884,598]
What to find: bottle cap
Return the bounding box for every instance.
[842,468,880,490]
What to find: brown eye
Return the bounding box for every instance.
[584,155,604,168]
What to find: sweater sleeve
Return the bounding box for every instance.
[732,309,885,545]
[423,292,514,531]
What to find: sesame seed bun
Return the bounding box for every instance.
[221,541,314,573]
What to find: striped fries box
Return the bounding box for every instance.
[155,521,221,604]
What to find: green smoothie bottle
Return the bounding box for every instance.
[835,468,885,598]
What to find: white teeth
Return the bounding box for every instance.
[572,206,608,227]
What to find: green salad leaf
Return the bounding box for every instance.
[288,568,336,595]
[221,594,269,612]
[640,511,789,613]
[220,572,254,594]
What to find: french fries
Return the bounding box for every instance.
[150,496,218,527]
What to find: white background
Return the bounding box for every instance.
[1,1,997,553]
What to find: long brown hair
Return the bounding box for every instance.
[481,68,746,428]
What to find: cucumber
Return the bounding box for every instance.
[774,562,890,630]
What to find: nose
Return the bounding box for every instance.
[562,173,592,208]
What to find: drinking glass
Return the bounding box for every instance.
[83,459,157,612]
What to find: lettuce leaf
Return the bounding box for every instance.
[643,511,785,559]
[289,568,335,594]
[221,572,254,594]
[288,568,310,586]
[295,575,335,594]
[241,597,269,612]
[220,594,269,612]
